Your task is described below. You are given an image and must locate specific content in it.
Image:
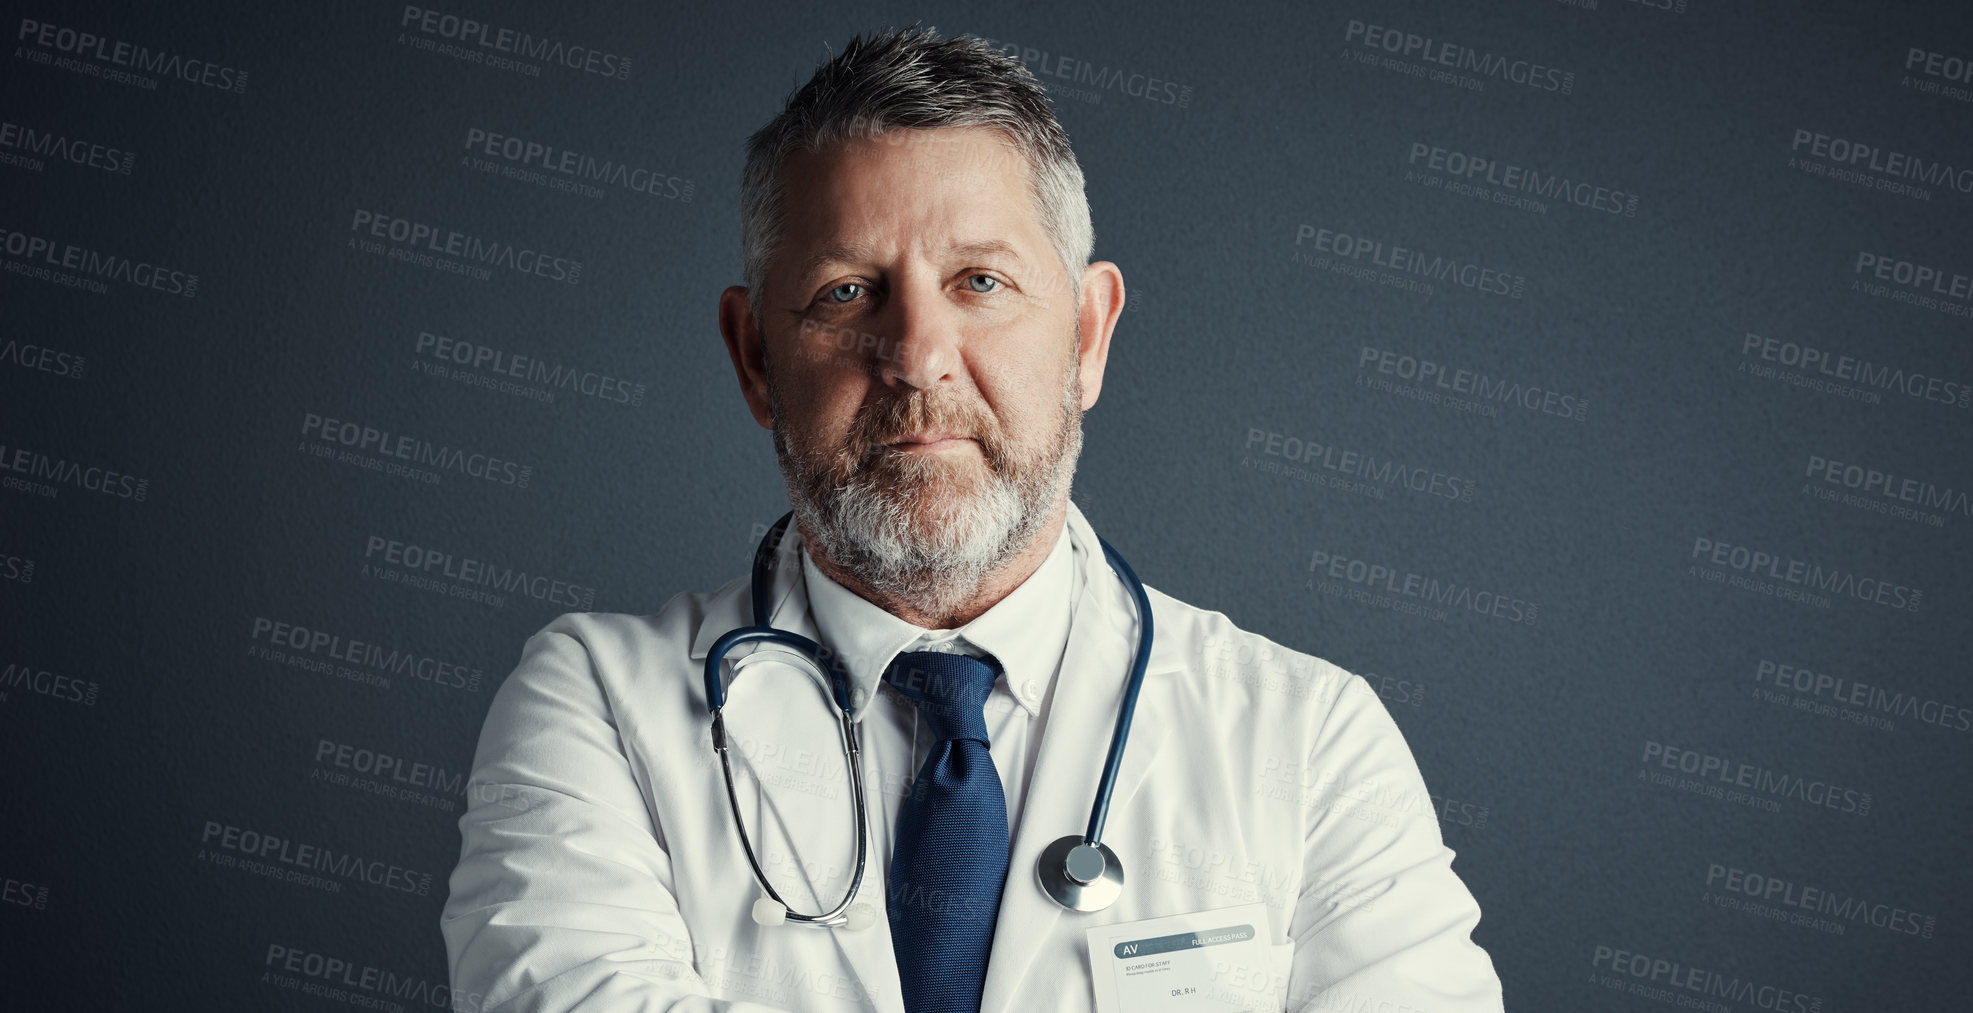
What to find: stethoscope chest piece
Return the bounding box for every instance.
[1037,834,1124,911]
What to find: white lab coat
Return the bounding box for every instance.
[443,503,1504,1012]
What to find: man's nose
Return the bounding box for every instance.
[876,274,962,390]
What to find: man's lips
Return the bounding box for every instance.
[885,432,973,450]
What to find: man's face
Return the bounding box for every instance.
[751,126,1091,598]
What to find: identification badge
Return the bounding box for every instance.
[1086,902,1281,1012]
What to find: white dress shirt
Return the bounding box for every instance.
[800,519,1080,846]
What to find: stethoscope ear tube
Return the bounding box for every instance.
[703,626,847,710]
[704,512,854,713]
[750,513,795,626]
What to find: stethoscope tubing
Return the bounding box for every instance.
[1082,535,1153,846]
[710,705,869,927]
[704,510,1152,923]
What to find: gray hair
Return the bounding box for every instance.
[740,25,1094,324]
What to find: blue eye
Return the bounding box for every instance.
[827,282,864,304]
[965,274,999,293]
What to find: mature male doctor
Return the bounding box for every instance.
[443,26,1503,1013]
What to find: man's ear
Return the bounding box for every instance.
[719,285,776,430]
[1073,262,1124,411]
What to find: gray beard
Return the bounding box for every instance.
[767,358,1084,622]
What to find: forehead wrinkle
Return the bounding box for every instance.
[794,239,878,289]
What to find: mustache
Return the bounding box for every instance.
[848,392,1003,463]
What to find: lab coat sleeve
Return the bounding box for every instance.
[441,619,796,1012]
[1285,677,1505,1012]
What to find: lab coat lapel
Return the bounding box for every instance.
[979,531,1169,1013]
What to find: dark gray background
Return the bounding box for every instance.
[4,0,1969,1009]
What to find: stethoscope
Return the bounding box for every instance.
[703,511,1154,930]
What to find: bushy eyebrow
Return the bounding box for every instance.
[793,238,1030,290]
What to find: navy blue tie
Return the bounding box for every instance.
[882,650,1010,1013]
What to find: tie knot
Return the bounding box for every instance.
[882,651,998,744]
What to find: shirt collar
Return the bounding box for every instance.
[800,519,1077,721]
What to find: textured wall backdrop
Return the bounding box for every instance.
[4,0,1970,1009]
